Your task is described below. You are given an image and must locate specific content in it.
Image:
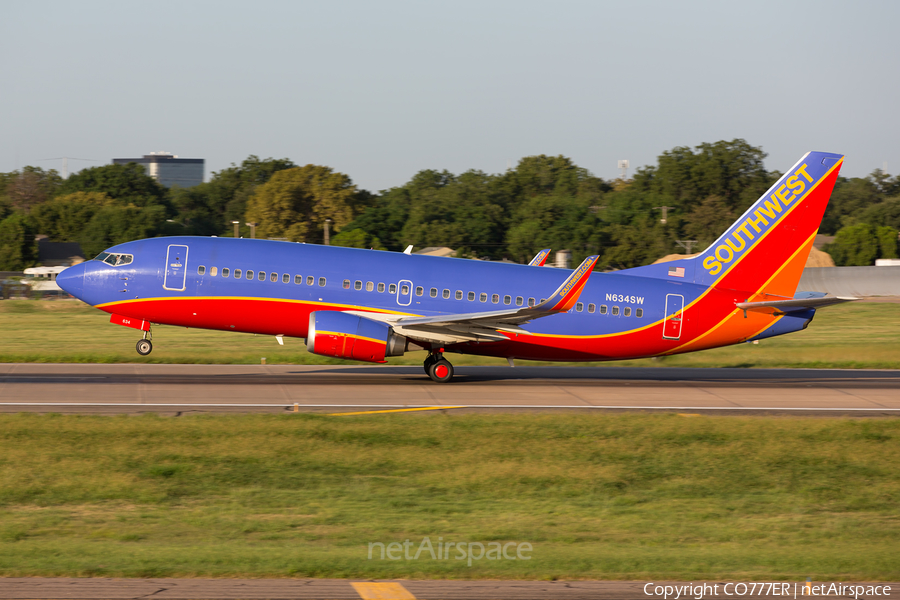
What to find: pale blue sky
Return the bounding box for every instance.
[2,0,897,191]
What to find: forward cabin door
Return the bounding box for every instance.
[163,244,189,291]
[662,293,684,340]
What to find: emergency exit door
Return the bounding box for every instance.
[663,294,684,340]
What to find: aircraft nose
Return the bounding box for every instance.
[57,262,85,299]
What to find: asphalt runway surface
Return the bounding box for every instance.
[1,363,899,416]
[1,578,897,599]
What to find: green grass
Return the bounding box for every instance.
[0,413,898,580]
[0,299,899,368]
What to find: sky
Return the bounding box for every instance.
[2,0,898,192]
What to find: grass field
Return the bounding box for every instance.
[0,413,897,580]
[1,299,899,368]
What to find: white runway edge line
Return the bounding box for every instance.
[0,403,898,411]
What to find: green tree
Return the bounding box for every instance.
[0,213,38,270]
[632,139,775,215]
[189,155,298,237]
[244,165,359,242]
[57,163,170,211]
[0,167,63,212]
[876,225,899,259]
[505,195,608,265]
[331,228,386,250]
[80,205,167,258]
[825,223,883,266]
[31,192,115,242]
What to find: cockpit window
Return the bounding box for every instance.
[95,252,133,266]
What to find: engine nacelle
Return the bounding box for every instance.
[307,311,406,363]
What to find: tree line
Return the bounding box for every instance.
[1,139,897,271]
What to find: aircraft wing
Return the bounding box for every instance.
[350,255,599,344]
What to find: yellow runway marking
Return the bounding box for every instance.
[330,406,465,416]
[352,581,417,599]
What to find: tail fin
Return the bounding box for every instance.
[693,151,843,297]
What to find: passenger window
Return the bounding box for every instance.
[307,276,314,285]
[378,283,385,292]
[198,266,206,275]
[492,294,499,304]
[401,284,410,295]
[455,290,463,300]
[576,302,583,312]
[528,297,535,307]
[343,280,351,289]
[258,271,266,281]
[246,270,254,280]
[588,303,595,313]
[234,269,242,279]
[636,308,643,318]
[443,289,450,299]
[318,277,326,287]
[415,286,423,296]
[270,272,277,282]
[430,287,437,297]
[612,306,620,316]
[389,283,397,294]
[624,307,632,317]
[222,268,230,278]
[503,295,511,305]
[516,296,523,306]
[282,273,289,283]
[480,293,487,302]
[467,291,475,301]
[599,305,607,314]
[355,280,362,290]
[367,282,375,292]
[294,275,302,284]
[211,267,218,277]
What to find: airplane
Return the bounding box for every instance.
[57,151,854,383]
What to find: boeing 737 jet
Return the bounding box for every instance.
[57,151,854,382]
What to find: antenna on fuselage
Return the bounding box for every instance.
[403,245,413,255]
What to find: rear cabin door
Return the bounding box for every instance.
[662,293,685,340]
[163,244,189,291]
[396,279,413,306]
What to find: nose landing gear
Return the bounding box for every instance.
[136,330,153,356]
[424,350,454,383]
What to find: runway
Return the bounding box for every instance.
[0,578,896,599]
[0,363,898,415]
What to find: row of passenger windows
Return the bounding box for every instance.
[340,279,644,318]
[197,265,325,287]
[194,267,643,318]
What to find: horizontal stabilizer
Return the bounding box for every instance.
[736,295,858,314]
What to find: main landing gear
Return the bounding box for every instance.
[136,330,153,356]
[424,350,454,383]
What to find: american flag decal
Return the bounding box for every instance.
[668,266,685,278]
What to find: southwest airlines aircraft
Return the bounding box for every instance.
[57,152,854,382]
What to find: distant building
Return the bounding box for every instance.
[37,237,84,267]
[112,152,204,188]
[415,247,457,258]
